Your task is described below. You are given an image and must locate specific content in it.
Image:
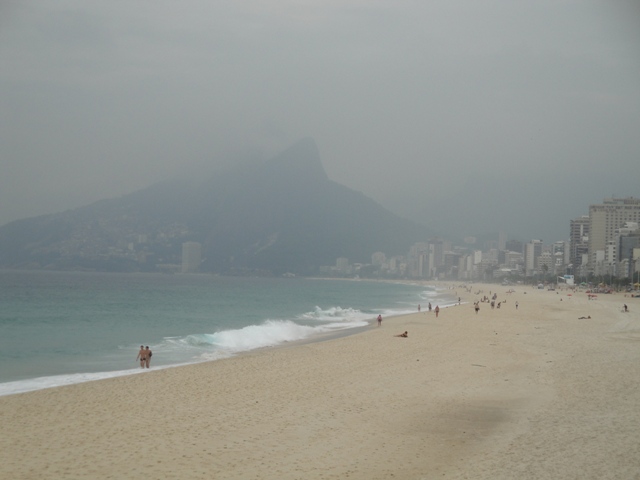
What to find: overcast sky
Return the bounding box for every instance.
[1,1,639,243]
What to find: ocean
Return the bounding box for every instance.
[0,270,453,396]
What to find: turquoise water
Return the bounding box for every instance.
[0,270,451,395]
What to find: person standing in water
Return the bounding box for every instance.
[144,346,152,368]
[377,314,382,327]
[136,345,146,368]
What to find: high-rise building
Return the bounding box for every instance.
[553,241,570,267]
[537,251,554,275]
[498,231,507,251]
[588,198,640,272]
[408,243,429,278]
[505,239,523,254]
[570,216,589,271]
[428,238,446,277]
[524,240,543,276]
[181,242,202,273]
[617,223,640,278]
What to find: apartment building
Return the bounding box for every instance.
[588,198,640,272]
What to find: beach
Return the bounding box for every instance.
[1,283,639,479]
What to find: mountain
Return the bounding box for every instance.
[0,139,434,274]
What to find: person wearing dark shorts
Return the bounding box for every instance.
[136,345,146,368]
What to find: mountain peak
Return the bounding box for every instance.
[0,138,433,274]
[264,138,328,182]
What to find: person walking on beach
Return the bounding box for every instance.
[428,302,432,312]
[377,314,382,327]
[515,301,519,310]
[435,305,440,318]
[474,302,480,315]
[418,304,421,312]
[145,346,152,368]
[136,345,146,368]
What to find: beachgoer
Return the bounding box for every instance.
[136,345,146,368]
[145,346,152,368]
[623,304,628,312]
[515,301,519,310]
[578,316,591,319]
[394,331,408,337]
[435,305,440,318]
[418,304,421,312]
[474,303,480,314]
[428,303,432,312]
[377,314,382,327]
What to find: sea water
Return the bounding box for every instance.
[0,270,453,396]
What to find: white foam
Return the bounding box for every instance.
[0,293,455,397]
[181,317,369,356]
[0,367,149,397]
[297,305,370,322]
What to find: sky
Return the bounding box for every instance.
[1,1,639,244]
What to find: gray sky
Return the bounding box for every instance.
[2,1,639,243]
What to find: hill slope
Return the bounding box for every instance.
[0,139,433,274]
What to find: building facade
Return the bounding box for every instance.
[524,239,543,276]
[588,198,640,272]
[570,215,590,274]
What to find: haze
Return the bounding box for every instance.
[1,1,639,243]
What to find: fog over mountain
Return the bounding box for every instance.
[1,1,639,243]
[0,139,434,273]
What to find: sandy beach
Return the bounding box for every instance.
[1,283,639,479]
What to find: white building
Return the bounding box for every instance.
[537,251,554,276]
[504,251,524,270]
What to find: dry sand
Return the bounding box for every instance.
[1,283,640,479]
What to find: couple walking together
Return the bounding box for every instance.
[136,345,153,368]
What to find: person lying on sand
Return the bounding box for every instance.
[394,331,408,337]
[578,316,591,319]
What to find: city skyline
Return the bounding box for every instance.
[324,197,640,283]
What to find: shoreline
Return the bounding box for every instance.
[0,319,379,398]
[0,276,450,396]
[2,282,638,479]
[0,278,455,397]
